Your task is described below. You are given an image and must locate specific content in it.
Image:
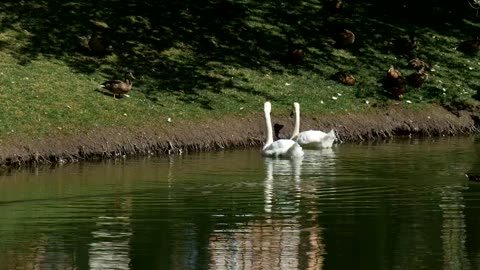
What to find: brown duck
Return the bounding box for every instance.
[334,71,356,86]
[408,58,431,71]
[334,29,355,48]
[385,66,407,100]
[287,35,306,64]
[214,0,247,19]
[273,123,284,140]
[99,71,136,99]
[396,35,418,55]
[88,31,107,54]
[288,48,305,63]
[328,0,344,14]
[457,38,480,55]
[406,68,428,89]
[87,20,111,55]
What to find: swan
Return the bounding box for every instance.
[262,101,304,158]
[290,102,336,149]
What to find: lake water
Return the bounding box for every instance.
[0,136,479,269]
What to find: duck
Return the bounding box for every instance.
[333,0,344,10]
[385,66,407,100]
[395,35,418,55]
[334,29,355,49]
[466,173,480,182]
[287,34,306,64]
[87,20,111,55]
[406,68,428,89]
[273,123,284,140]
[387,65,402,79]
[456,37,480,55]
[99,71,136,99]
[333,71,356,86]
[328,0,344,15]
[214,0,247,19]
[290,102,336,149]
[408,58,431,71]
[262,101,304,158]
[88,31,108,55]
[288,47,306,64]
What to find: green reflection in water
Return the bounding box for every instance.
[0,136,478,269]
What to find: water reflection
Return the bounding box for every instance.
[0,137,479,269]
[208,149,337,270]
[440,186,468,270]
[264,156,303,213]
[89,197,132,270]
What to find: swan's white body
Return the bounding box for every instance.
[290,102,336,149]
[262,102,304,158]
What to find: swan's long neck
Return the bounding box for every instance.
[291,103,300,139]
[264,104,274,147]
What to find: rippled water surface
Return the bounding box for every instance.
[1,136,480,269]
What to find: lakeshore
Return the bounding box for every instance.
[1,102,478,168]
[1,1,480,168]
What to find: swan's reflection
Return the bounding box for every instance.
[264,148,337,214]
[89,197,132,270]
[208,156,304,269]
[301,148,337,175]
[207,149,336,270]
[264,156,303,214]
[264,148,338,218]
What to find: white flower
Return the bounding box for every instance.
[320,100,324,104]
[406,100,412,104]
[332,96,338,100]
[285,83,291,86]
[365,100,370,104]
[167,117,172,122]
[337,93,342,96]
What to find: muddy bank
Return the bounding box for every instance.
[1,103,478,167]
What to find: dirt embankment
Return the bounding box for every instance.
[1,103,478,168]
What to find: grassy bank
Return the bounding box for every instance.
[0,0,479,166]
[0,103,477,167]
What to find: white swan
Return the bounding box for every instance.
[262,101,304,158]
[290,102,336,149]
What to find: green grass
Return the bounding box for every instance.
[0,0,479,141]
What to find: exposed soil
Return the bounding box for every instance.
[1,103,478,168]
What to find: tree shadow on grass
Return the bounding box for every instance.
[1,0,480,109]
